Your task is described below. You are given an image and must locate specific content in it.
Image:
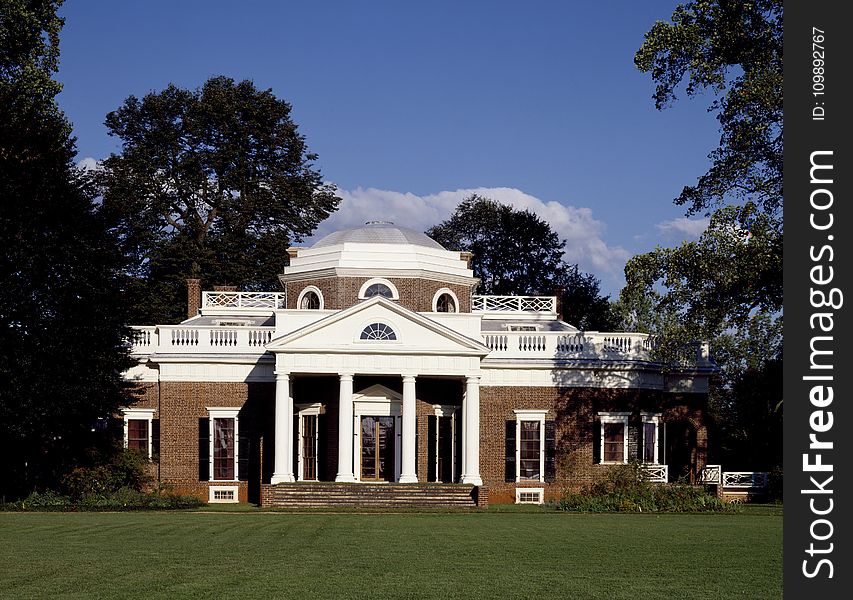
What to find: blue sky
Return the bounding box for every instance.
[57,1,720,297]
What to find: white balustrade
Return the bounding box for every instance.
[202,291,285,309]
[721,471,768,489]
[698,464,722,484]
[639,463,668,483]
[482,331,654,361]
[472,295,557,313]
[128,325,274,354]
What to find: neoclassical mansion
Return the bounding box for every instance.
[126,221,713,506]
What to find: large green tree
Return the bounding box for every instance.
[427,195,618,330]
[620,0,783,470]
[0,0,134,497]
[98,77,341,324]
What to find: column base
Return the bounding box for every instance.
[398,474,418,484]
[335,473,357,483]
[461,475,483,486]
[270,473,295,484]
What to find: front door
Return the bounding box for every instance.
[361,416,395,481]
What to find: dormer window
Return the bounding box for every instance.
[360,323,397,341]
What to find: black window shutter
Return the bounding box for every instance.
[505,420,516,482]
[238,434,250,481]
[427,416,437,482]
[592,420,601,464]
[198,418,210,481]
[658,421,667,465]
[545,420,557,483]
[151,419,160,459]
[293,415,300,478]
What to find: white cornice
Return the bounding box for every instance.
[279,267,477,287]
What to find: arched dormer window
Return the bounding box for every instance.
[358,278,399,300]
[432,288,459,313]
[360,323,397,341]
[297,286,324,310]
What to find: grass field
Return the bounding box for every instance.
[0,507,782,599]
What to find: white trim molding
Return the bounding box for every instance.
[598,412,630,464]
[207,407,241,482]
[513,409,548,482]
[121,408,156,459]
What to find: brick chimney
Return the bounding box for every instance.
[186,278,201,319]
[460,251,473,269]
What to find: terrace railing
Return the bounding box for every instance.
[130,325,274,354]
[202,291,285,310]
[639,463,668,483]
[472,295,557,313]
[482,331,655,361]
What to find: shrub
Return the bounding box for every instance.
[62,449,152,501]
[559,463,733,513]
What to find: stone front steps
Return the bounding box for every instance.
[261,482,481,508]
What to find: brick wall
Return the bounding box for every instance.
[479,386,709,504]
[284,276,473,312]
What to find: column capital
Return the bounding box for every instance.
[338,372,354,381]
[274,370,291,380]
[402,374,417,383]
[465,374,481,384]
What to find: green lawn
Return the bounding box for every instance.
[0,508,782,599]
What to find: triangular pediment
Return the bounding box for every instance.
[353,384,402,403]
[266,297,489,356]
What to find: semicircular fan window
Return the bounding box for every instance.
[360,323,397,341]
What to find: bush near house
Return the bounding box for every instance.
[559,463,732,513]
[1,449,203,511]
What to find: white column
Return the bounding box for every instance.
[461,375,482,486]
[335,373,356,482]
[271,371,295,483]
[459,380,467,482]
[399,375,418,483]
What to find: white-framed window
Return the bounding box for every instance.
[209,485,238,503]
[121,408,155,459]
[515,487,545,505]
[207,407,240,482]
[359,322,397,341]
[599,412,630,464]
[432,288,459,313]
[296,403,324,481]
[358,278,399,300]
[640,412,662,464]
[514,410,547,482]
[297,286,324,310]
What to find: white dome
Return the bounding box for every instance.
[312,221,445,250]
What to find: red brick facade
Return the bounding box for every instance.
[283,276,473,313]
[128,378,707,505]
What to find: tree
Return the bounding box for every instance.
[1,0,134,497]
[98,77,341,324]
[427,195,618,330]
[620,0,783,469]
[622,0,783,350]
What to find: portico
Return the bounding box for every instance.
[266,296,489,486]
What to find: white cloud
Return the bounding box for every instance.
[308,186,631,295]
[76,156,102,172]
[655,216,709,239]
